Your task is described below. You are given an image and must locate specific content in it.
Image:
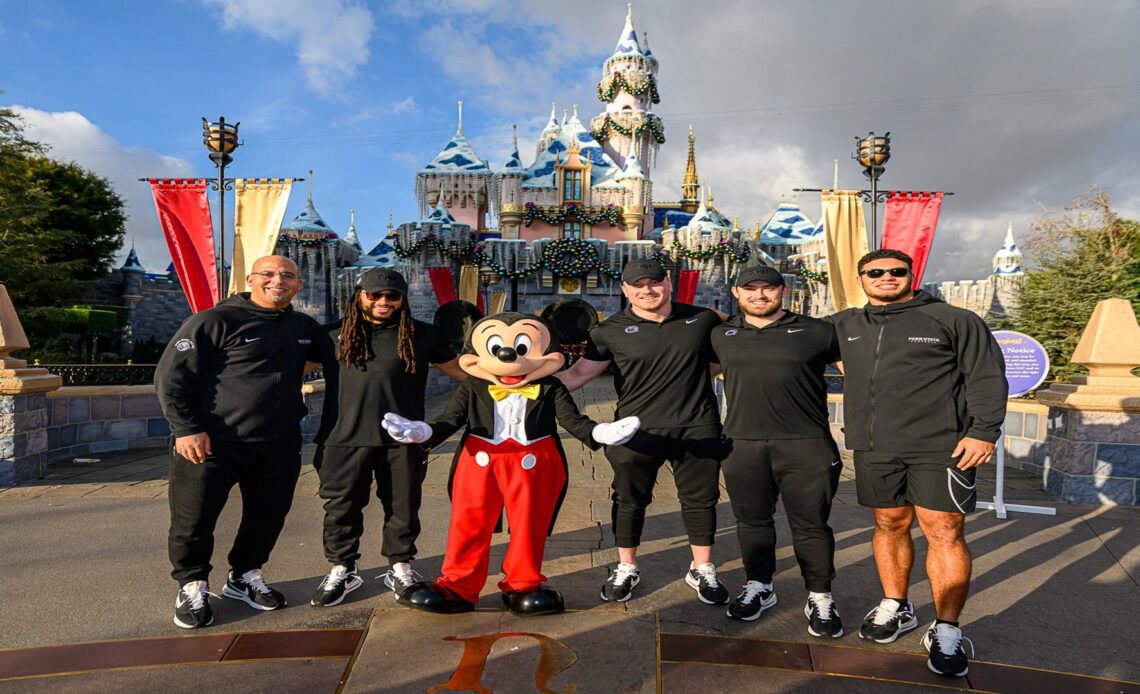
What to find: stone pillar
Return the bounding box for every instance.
[0,283,63,485]
[1036,298,1140,505]
[499,204,523,240]
[622,205,645,241]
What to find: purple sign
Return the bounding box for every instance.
[992,330,1050,397]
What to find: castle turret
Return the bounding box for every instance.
[616,142,648,240]
[591,3,664,172]
[537,103,561,161]
[993,222,1024,276]
[416,100,494,231]
[500,124,525,240]
[681,124,700,213]
[344,208,362,252]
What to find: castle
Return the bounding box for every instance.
[96,5,1025,354]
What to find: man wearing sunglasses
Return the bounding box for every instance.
[828,249,1007,678]
[157,255,319,629]
[307,268,466,607]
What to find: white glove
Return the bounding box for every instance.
[382,413,433,444]
[591,416,640,446]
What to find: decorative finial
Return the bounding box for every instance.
[833,159,839,189]
[561,108,567,125]
[307,169,314,203]
[550,102,557,120]
[387,211,394,231]
[572,103,578,120]
[732,216,740,231]
[627,2,632,21]
[349,208,355,227]
[457,100,463,135]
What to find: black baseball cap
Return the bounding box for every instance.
[734,266,785,288]
[622,258,667,284]
[357,268,408,294]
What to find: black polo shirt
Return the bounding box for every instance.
[314,318,456,447]
[583,302,721,429]
[710,311,841,439]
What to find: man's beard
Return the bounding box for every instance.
[738,297,782,318]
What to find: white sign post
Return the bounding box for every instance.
[977,330,1056,519]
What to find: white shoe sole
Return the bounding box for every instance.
[173,613,214,629]
[223,585,284,611]
[726,594,777,621]
[858,614,918,643]
[599,575,640,603]
[311,576,364,607]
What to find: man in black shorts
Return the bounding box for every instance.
[558,258,729,606]
[308,269,466,606]
[710,266,844,638]
[829,249,1007,678]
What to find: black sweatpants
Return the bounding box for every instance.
[604,424,724,548]
[722,437,841,592]
[314,444,427,567]
[168,437,302,584]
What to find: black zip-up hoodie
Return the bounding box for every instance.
[828,290,1007,453]
[155,293,318,442]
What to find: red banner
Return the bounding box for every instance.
[149,179,218,313]
[677,269,700,305]
[428,267,457,305]
[881,192,943,286]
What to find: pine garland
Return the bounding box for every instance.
[523,202,622,227]
[592,113,666,144]
[597,72,661,104]
[798,266,829,284]
[670,238,750,263]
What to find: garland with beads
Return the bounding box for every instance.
[596,72,660,104]
[798,266,829,284]
[592,113,666,144]
[523,202,622,227]
[669,238,750,264]
[393,234,480,259]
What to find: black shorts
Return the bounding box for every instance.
[853,451,976,513]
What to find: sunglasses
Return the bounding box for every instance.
[362,290,403,301]
[860,267,910,278]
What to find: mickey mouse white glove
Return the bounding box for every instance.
[382,413,433,444]
[591,416,640,446]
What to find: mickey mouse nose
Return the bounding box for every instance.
[496,347,518,363]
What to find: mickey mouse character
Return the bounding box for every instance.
[382,312,639,616]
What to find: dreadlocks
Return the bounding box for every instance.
[337,292,417,373]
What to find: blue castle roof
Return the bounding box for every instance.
[521,112,618,189]
[421,131,491,175]
[758,202,818,244]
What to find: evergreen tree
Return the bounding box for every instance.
[1009,189,1140,382]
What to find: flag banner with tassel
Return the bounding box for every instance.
[880,191,943,286]
[458,265,484,313]
[428,267,458,305]
[677,269,700,305]
[229,178,294,296]
[821,189,869,312]
[148,179,218,313]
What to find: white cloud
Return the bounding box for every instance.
[203,0,375,96]
[11,106,196,273]
[391,96,417,115]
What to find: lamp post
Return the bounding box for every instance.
[854,131,890,252]
[479,267,495,317]
[202,117,241,295]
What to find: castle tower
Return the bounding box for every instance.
[681,124,700,213]
[537,103,561,161]
[591,4,665,173]
[990,221,1026,319]
[993,222,1024,276]
[344,208,362,252]
[500,124,525,240]
[616,141,648,240]
[416,100,494,231]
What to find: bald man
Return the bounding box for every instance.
[157,256,319,629]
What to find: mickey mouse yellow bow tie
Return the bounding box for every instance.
[488,383,541,401]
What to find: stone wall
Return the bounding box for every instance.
[0,394,50,485]
[44,386,170,460]
[1039,408,1139,506]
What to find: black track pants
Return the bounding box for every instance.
[722,437,841,592]
[168,437,302,584]
[314,444,427,567]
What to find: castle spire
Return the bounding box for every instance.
[682,124,699,204]
[307,169,314,204]
[456,100,463,135]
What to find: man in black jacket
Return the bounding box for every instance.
[157,255,318,629]
[829,249,1007,679]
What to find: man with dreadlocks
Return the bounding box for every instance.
[308,268,466,607]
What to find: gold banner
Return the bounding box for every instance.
[458,265,480,306]
[229,178,294,296]
[821,190,869,312]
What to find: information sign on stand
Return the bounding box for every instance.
[977,330,1056,519]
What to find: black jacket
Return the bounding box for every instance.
[828,291,1007,453]
[155,293,318,442]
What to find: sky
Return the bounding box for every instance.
[4,0,1140,284]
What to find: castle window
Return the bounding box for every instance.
[563,170,582,202]
[562,221,582,239]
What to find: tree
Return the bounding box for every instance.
[1008,188,1140,382]
[0,106,126,306]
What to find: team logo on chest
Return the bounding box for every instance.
[724,329,738,337]
[175,339,194,352]
[624,326,639,334]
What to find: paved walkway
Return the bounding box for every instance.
[1,377,1138,693]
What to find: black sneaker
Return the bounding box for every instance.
[858,598,918,643]
[685,563,729,605]
[804,593,844,638]
[311,565,364,607]
[600,563,640,602]
[173,580,215,629]
[223,569,287,611]
[383,562,425,600]
[726,581,777,621]
[922,622,973,677]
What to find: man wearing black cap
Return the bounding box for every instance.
[307,268,466,607]
[559,258,729,605]
[710,266,845,638]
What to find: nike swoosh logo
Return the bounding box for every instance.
[244,337,261,343]
[847,336,861,341]
[685,318,699,324]
[787,329,804,333]
[831,460,842,467]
